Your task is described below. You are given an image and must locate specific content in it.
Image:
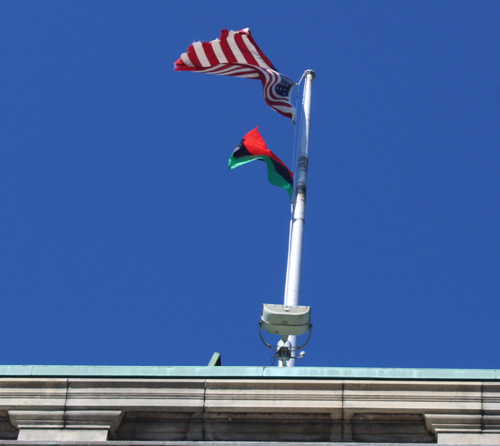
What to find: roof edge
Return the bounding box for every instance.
[0,365,498,380]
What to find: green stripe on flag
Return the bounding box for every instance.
[229,155,293,199]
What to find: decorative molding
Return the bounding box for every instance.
[1,378,499,443]
[8,410,123,441]
[8,410,65,430]
[424,414,482,434]
[424,412,500,444]
[9,409,123,431]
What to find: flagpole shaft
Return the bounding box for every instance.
[283,70,315,367]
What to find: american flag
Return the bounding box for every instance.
[174,28,296,120]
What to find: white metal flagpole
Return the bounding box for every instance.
[283,69,315,367]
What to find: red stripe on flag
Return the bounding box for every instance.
[219,29,238,63]
[244,30,277,71]
[202,42,219,66]
[243,128,292,173]
[173,57,187,70]
[234,33,259,66]
[186,45,201,68]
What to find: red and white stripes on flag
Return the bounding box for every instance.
[174,28,296,120]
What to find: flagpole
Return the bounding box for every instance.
[283,69,315,367]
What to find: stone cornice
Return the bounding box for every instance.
[1,377,500,443]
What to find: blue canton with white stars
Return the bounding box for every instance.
[274,75,294,97]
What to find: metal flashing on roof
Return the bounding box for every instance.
[0,365,498,380]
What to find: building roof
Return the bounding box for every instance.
[1,365,499,380]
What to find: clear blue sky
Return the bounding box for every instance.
[1,1,499,369]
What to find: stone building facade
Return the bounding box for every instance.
[0,365,499,445]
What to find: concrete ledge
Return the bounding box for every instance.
[0,442,460,446]
[16,429,108,441]
[438,433,500,445]
[0,366,499,381]
[0,376,499,443]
